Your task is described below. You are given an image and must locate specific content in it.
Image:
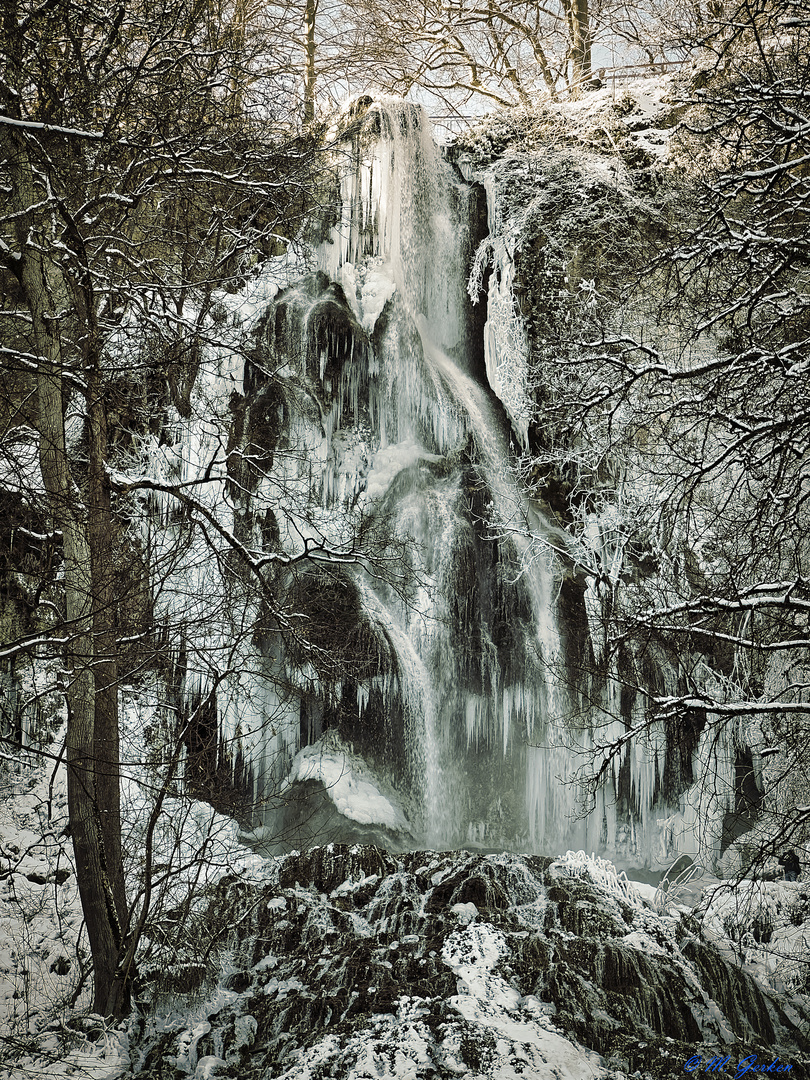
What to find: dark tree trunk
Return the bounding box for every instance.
[303,0,318,127]
[3,116,129,1017]
[87,353,129,1015]
[566,0,592,90]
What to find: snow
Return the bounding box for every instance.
[628,880,659,907]
[0,747,83,1037]
[220,850,637,1079]
[0,743,135,1080]
[547,76,678,165]
[442,920,612,1080]
[284,736,411,833]
[450,901,479,925]
[0,113,104,139]
[551,849,646,909]
[360,439,443,505]
[0,692,268,1080]
[0,431,41,495]
[699,878,810,995]
[214,253,310,330]
[193,1056,228,1079]
[3,736,808,1080]
[462,80,678,447]
[271,969,615,1080]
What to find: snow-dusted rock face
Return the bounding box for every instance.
[215,100,684,865]
[137,846,809,1079]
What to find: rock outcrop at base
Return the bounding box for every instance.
[137,846,810,1079]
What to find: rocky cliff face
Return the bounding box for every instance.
[0,91,723,866]
[199,96,692,866]
[136,846,809,1079]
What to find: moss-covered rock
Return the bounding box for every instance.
[135,848,810,1079]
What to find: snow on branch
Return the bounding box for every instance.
[0,113,104,139]
[633,579,810,623]
[551,850,645,908]
[107,472,370,583]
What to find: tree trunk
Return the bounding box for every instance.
[4,123,128,1016]
[303,0,318,127]
[566,0,592,91]
[32,285,124,1015]
[87,351,129,1014]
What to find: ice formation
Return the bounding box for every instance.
[128,99,730,866]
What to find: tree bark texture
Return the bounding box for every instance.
[566,0,592,89]
[303,0,318,126]
[3,123,128,1016]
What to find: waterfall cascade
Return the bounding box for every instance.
[144,100,710,866]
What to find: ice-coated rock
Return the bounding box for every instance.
[137,846,809,1079]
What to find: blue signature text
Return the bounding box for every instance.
[685,1055,792,1077]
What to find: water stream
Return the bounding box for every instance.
[145,100,686,864]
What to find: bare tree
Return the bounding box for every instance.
[334,0,686,112]
[505,0,810,868]
[0,0,337,1016]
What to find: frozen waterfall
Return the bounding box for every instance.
[144,100,703,866]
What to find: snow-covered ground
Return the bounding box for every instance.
[3,726,808,1080]
[0,744,81,1040]
[0,694,266,1080]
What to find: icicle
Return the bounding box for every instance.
[470,175,531,450]
[192,97,681,864]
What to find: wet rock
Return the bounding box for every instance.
[136,848,810,1080]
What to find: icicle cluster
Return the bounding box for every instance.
[125,100,709,867]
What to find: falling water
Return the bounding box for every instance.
[247,100,587,852]
[138,99,711,865]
